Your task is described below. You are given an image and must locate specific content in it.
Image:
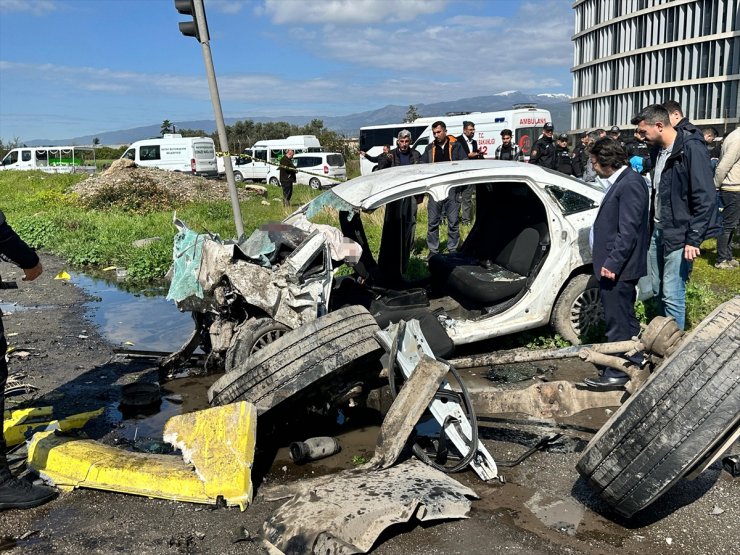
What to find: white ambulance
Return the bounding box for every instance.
[121,134,218,177]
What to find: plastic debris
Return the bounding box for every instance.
[54,271,71,280]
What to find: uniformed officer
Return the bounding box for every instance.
[529,122,556,168]
[554,134,576,176]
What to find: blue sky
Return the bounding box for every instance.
[0,0,575,142]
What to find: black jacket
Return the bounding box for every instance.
[625,139,653,175]
[421,139,467,163]
[650,130,716,252]
[0,210,39,270]
[389,147,422,166]
[495,143,523,161]
[365,152,393,170]
[554,145,575,176]
[456,134,483,159]
[592,168,649,281]
[572,143,589,177]
[529,136,556,168]
[279,155,296,184]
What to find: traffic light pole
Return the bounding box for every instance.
[191,0,244,238]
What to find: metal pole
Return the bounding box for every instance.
[193,0,244,238]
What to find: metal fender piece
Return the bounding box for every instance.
[3,407,103,447]
[27,402,257,510]
[262,459,478,555]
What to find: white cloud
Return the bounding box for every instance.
[260,0,447,25]
[0,0,58,15]
[207,0,249,15]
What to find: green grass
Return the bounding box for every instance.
[1,170,736,333]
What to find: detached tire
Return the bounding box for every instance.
[551,273,602,344]
[208,306,382,413]
[224,318,289,373]
[576,297,740,518]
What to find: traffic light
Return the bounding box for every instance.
[175,0,209,42]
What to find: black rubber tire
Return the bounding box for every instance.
[269,177,280,186]
[233,171,244,182]
[309,177,321,190]
[224,318,289,373]
[576,298,740,518]
[550,273,602,344]
[208,306,382,413]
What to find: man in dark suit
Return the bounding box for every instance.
[457,121,483,225]
[585,138,650,390]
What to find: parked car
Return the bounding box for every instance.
[266,152,346,189]
[168,160,606,374]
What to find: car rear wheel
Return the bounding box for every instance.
[269,177,280,186]
[224,318,289,373]
[208,306,382,413]
[550,273,602,345]
[309,177,321,190]
[576,297,740,518]
[233,171,244,182]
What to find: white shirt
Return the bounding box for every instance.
[589,165,628,250]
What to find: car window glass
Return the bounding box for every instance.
[253,149,267,162]
[327,154,344,166]
[21,150,32,162]
[546,185,597,215]
[296,156,322,168]
[140,145,161,161]
[123,149,135,160]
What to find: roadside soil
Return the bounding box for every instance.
[1,253,738,554]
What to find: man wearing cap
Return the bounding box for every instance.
[572,132,590,178]
[457,121,483,226]
[609,126,625,148]
[554,134,576,176]
[494,129,523,162]
[529,123,556,168]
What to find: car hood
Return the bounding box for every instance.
[293,160,604,217]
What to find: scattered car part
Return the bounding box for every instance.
[261,459,478,555]
[363,354,451,471]
[576,297,740,518]
[224,317,289,372]
[119,382,161,408]
[497,433,563,468]
[376,320,498,481]
[289,437,341,464]
[722,454,740,478]
[28,402,257,510]
[208,306,382,413]
[466,380,625,419]
[3,407,104,447]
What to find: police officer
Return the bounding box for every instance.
[554,134,576,176]
[529,122,556,168]
[625,128,653,177]
[572,132,590,178]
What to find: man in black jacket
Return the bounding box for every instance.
[585,139,650,390]
[1,210,58,510]
[421,121,467,256]
[278,149,297,207]
[625,128,653,177]
[456,121,483,225]
[663,100,703,136]
[529,122,556,168]
[361,145,392,171]
[632,104,715,330]
[554,134,576,176]
[571,132,590,178]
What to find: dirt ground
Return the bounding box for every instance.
[1,254,738,554]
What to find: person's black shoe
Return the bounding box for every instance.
[0,476,58,511]
[583,375,629,391]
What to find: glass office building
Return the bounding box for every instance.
[571,0,740,134]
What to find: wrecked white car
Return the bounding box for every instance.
[166,160,604,373]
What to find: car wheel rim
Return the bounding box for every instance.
[310,179,320,189]
[570,288,603,335]
[250,329,287,355]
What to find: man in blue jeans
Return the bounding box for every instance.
[631,104,715,330]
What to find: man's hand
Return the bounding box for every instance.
[684,245,701,261]
[600,266,616,280]
[22,262,42,281]
[468,151,478,159]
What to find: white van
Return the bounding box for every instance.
[223,135,322,182]
[0,146,96,174]
[121,134,217,177]
[266,152,346,189]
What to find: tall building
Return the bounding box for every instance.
[571,0,740,134]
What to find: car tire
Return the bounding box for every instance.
[269,177,280,186]
[208,306,382,413]
[576,298,740,518]
[550,273,602,345]
[224,318,289,373]
[309,177,321,190]
[233,171,244,182]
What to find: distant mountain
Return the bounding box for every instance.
[26,91,571,146]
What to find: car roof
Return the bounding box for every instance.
[323,160,604,210]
